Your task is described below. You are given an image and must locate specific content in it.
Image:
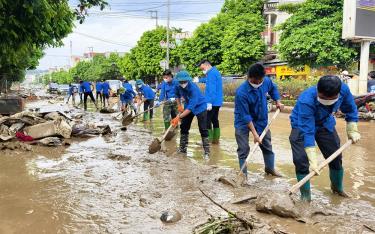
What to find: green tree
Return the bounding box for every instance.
[277,0,357,69]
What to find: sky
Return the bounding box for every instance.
[38,0,224,70]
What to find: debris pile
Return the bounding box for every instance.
[0,109,112,151]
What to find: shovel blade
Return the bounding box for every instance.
[164,128,177,141]
[148,138,161,154]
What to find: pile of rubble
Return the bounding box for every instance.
[0,109,112,151]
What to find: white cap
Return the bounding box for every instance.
[342,70,349,76]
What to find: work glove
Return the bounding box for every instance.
[170,116,180,127]
[193,77,199,83]
[177,104,184,113]
[305,147,320,175]
[155,101,160,107]
[207,103,212,111]
[169,98,176,103]
[346,122,361,143]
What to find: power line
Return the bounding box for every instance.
[73,31,135,47]
[87,12,211,22]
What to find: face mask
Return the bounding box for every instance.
[180,83,188,88]
[203,70,207,75]
[317,96,339,106]
[163,79,168,83]
[249,81,263,89]
[137,84,142,88]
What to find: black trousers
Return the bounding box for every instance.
[84,92,96,110]
[144,99,154,119]
[96,91,103,103]
[207,106,220,129]
[180,111,208,138]
[289,128,342,175]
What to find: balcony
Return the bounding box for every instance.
[264,0,279,13]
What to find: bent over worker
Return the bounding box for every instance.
[136,79,155,121]
[170,71,210,158]
[120,79,137,115]
[234,63,283,181]
[80,80,98,111]
[157,69,179,130]
[197,60,223,144]
[289,75,360,201]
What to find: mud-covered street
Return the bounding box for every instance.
[1,100,375,233]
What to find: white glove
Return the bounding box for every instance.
[155,101,160,107]
[207,103,212,111]
[193,77,199,83]
[169,98,176,102]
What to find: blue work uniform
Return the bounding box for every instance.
[290,84,358,148]
[81,81,92,93]
[175,81,206,115]
[139,85,155,100]
[234,77,280,133]
[95,82,103,93]
[159,79,178,101]
[102,82,110,95]
[68,86,74,95]
[121,83,136,102]
[203,67,223,107]
[234,77,281,174]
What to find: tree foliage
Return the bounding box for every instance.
[0,0,107,86]
[277,0,357,69]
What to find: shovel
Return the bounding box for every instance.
[237,109,281,184]
[289,140,353,194]
[122,101,167,126]
[148,125,175,154]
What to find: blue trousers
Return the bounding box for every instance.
[235,128,275,175]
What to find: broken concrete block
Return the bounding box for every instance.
[24,117,72,139]
[38,137,62,146]
[0,97,24,115]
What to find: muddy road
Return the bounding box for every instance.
[1,101,375,233]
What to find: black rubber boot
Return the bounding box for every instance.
[202,137,210,159]
[265,168,283,177]
[178,134,188,154]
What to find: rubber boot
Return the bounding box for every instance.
[239,158,248,177]
[164,121,170,130]
[263,154,282,177]
[329,169,349,197]
[143,112,150,121]
[178,134,188,154]
[212,128,220,144]
[296,173,311,201]
[202,137,210,159]
[208,129,213,142]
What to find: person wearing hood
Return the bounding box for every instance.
[157,69,179,130]
[290,75,360,201]
[235,63,283,183]
[170,71,210,158]
[136,79,155,121]
[197,60,223,144]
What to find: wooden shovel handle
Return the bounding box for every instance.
[238,109,281,175]
[159,125,175,143]
[289,140,353,194]
[133,100,167,118]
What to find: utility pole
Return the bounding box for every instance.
[69,40,73,67]
[149,10,158,28]
[166,0,170,70]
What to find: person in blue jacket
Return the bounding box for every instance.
[101,79,110,108]
[197,60,223,144]
[136,79,155,121]
[66,84,77,105]
[157,69,179,130]
[290,75,361,201]
[234,63,283,183]
[79,80,98,111]
[170,71,210,158]
[95,81,103,105]
[120,79,137,114]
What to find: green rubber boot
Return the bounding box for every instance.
[329,169,349,197]
[212,128,221,144]
[296,173,311,201]
[164,121,170,130]
[208,129,213,142]
[143,112,150,121]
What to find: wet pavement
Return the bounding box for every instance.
[0,100,375,233]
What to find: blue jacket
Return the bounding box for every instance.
[102,82,110,95]
[159,79,179,101]
[68,86,74,95]
[290,83,358,148]
[121,83,136,101]
[81,81,92,93]
[175,81,207,115]
[234,77,280,133]
[200,67,223,107]
[95,82,103,93]
[139,85,155,100]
